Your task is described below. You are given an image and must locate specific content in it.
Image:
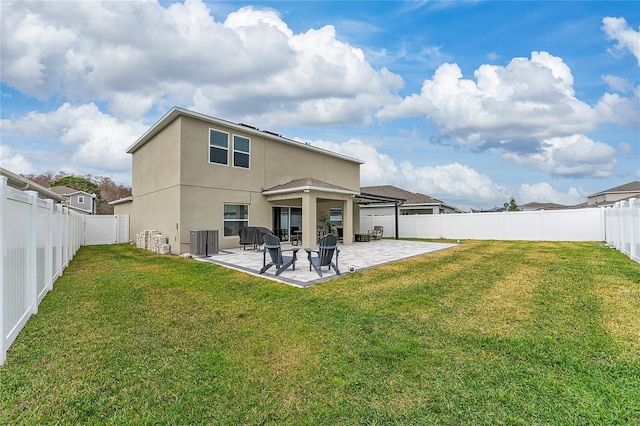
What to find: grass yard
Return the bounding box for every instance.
[1,241,639,424]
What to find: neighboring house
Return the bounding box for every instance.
[360,185,460,215]
[587,181,640,206]
[49,186,97,214]
[120,107,365,254]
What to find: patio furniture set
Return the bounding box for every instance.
[256,225,383,278]
[260,233,341,278]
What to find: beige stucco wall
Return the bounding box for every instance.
[131,186,181,253]
[130,113,361,254]
[112,200,132,216]
[130,117,182,252]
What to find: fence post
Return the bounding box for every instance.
[63,207,70,268]
[56,204,62,278]
[45,199,54,293]
[1,177,6,365]
[26,191,38,316]
[630,198,637,262]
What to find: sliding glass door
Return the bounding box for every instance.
[272,207,302,241]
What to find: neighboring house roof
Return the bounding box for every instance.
[109,196,133,205]
[263,178,359,196]
[360,185,459,211]
[49,186,94,197]
[0,167,65,201]
[360,185,441,204]
[521,202,592,211]
[520,202,569,211]
[588,180,640,197]
[126,106,364,165]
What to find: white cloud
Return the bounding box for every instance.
[0,1,401,125]
[596,91,640,127]
[378,52,598,143]
[517,182,586,205]
[398,162,509,208]
[603,75,635,93]
[486,51,499,61]
[0,145,34,174]
[602,17,640,65]
[310,138,508,209]
[376,51,631,177]
[1,103,146,175]
[502,135,617,178]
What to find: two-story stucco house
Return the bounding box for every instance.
[587,181,640,207]
[121,107,364,254]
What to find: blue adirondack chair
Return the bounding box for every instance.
[305,233,341,277]
[259,233,299,276]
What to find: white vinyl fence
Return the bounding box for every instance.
[1,176,129,365]
[84,214,130,246]
[361,208,606,241]
[605,198,639,263]
[362,204,639,263]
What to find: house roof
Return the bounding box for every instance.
[588,181,640,197]
[360,185,444,205]
[109,196,133,205]
[0,167,65,201]
[126,107,364,165]
[520,202,570,211]
[49,186,94,197]
[262,178,359,196]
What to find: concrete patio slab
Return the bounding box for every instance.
[195,239,458,287]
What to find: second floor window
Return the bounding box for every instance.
[233,135,250,169]
[77,195,85,204]
[209,129,229,165]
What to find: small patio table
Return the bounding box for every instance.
[354,233,371,242]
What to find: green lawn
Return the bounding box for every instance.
[1,241,639,425]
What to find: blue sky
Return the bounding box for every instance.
[1,0,638,210]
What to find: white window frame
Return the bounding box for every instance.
[232,134,251,169]
[223,203,249,237]
[209,128,229,166]
[77,195,85,204]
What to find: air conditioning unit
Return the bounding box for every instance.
[190,229,219,257]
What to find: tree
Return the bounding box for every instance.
[507,197,520,211]
[21,172,132,215]
[51,175,101,198]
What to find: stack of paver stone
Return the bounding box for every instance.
[136,230,171,255]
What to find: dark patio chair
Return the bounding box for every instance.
[368,225,384,240]
[259,233,299,276]
[290,226,301,246]
[305,233,341,277]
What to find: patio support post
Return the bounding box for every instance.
[301,192,317,249]
[395,202,400,240]
[343,198,353,244]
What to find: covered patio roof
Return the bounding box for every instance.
[355,191,405,240]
